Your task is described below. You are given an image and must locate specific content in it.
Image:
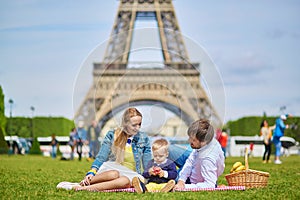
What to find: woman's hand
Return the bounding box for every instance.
[80,174,93,186]
[174,180,185,190]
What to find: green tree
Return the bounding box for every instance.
[0,127,8,154]
[0,86,8,154]
[29,137,41,155]
[0,85,6,133]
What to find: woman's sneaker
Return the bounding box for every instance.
[56,182,80,190]
[132,177,147,193]
[161,180,175,192]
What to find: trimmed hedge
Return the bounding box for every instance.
[5,117,75,138]
[227,116,300,141]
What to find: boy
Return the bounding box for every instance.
[132,138,177,193]
[174,119,225,189]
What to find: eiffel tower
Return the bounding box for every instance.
[75,0,222,129]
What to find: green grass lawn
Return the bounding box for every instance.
[0,155,299,199]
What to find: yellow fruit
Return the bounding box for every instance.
[234,165,246,172]
[230,167,235,173]
[232,162,242,170]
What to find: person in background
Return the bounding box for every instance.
[87,120,101,161]
[68,128,77,160]
[217,129,228,158]
[174,119,225,189]
[249,142,254,157]
[260,120,274,163]
[132,138,177,193]
[50,133,59,159]
[76,121,88,161]
[273,114,289,164]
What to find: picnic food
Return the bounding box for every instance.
[225,148,270,188]
[153,166,161,175]
[230,162,245,173]
[234,165,246,172]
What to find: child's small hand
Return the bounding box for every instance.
[153,166,162,176]
[149,167,156,176]
[149,166,162,176]
[158,170,164,178]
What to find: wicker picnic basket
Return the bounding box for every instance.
[225,149,270,188]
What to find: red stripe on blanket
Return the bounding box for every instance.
[174,186,246,192]
[102,188,136,192]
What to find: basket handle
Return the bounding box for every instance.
[245,147,249,170]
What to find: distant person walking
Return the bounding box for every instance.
[273,115,289,164]
[76,121,88,161]
[87,120,101,161]
[68,128,77,160]
[50,133,59,159]
[217,129,228,158]
[260,120,274,163]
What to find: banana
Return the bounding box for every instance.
[234,165,246,172]
[230,168,235,173]
[232,162,242,170]
[230,162,243,173]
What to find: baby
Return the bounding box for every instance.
[132,138,177,193]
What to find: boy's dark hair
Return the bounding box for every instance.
[187,119,214,143]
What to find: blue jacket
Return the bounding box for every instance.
[91,130,152,174]
[273,118,286,144]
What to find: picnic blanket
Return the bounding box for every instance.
[57,181,245,192]
[100,186,245,192]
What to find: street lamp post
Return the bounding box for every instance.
[30,106,35,139]
[8,99,14,154]
[280,106,286,114]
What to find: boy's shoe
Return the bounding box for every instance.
[132,177,147,194]
[161,180,175,192]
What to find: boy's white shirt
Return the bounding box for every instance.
[178,138,225,188]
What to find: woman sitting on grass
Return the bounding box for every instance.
[57,107,152,191]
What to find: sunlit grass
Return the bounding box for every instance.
[0,155,299,199]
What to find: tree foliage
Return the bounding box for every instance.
[0,86,8,154]
[0,127,8,154]
[0,85,6,134]
[29,137,41,155]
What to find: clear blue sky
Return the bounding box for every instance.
[0,0,299,123]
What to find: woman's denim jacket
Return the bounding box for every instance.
[91,129,152,174]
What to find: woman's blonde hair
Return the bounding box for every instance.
[113,107,142,163]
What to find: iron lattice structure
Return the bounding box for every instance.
[75,0,221,129]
